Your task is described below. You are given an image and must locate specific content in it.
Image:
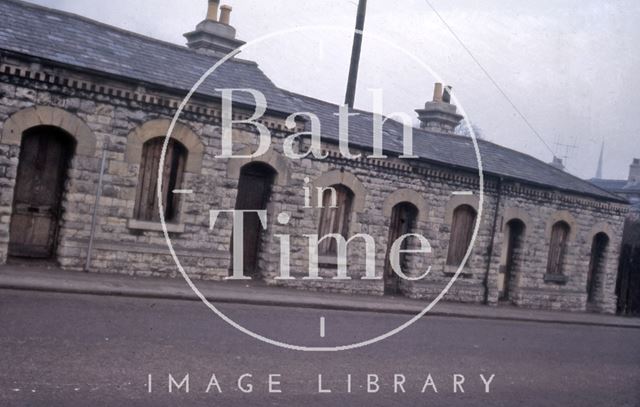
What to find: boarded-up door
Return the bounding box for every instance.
[9,127,73,259]
[616,244,640,315]
[384,203,417,295]
[233,163,275,278]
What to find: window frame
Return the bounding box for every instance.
[544,221,571,283]
[133,137,188,224]
[446,204,477,266]
[317,184,355,257]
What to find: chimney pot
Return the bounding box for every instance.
[550,156,565,171]
[220,5,232,25]
[186,0,245,55]
[442,86,453,104]
[630,158,640,183]
[433,83,443,102]
[207,0,220,21]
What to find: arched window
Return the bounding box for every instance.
[134,138,187,222]
[546,221,570,275]
[446,205,477,266]
[317,184,354,256]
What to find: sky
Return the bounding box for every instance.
[28,0,640,180]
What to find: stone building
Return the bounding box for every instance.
[590,159,640,211]
[590,159,640,314]
[0,0,630,313]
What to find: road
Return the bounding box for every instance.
[1,289,639,406]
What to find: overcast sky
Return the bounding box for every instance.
[29,0,640,180]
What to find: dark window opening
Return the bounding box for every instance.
[587,232,609,303]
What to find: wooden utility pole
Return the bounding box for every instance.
[344,0,368,108]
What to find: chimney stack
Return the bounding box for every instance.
[432,83,443,102]
[207,0,220,21]
[416,83,464,134]
[184,1,245,57]
[629,158,640,183]
[550,156,565,171]
[219,5,232,25]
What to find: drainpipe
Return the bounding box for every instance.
[483,177,503,304]
[85,148,108,272]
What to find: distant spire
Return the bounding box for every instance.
[595,140,604,179]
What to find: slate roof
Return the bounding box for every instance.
[0,0,298,113]
[284,92,625,202]
[589,179,640,211]
[590,179,631,193]
[0,0,627,203]
[590,179,640,194]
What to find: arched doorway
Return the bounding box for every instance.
[384,202,418,295]
[499,219,525,301]
[587,232,609,304]
[9,126,75,259]
[232,162,276,278]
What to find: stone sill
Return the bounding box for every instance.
[318,255,338,267]
[127,219,185,234]
[543,273,568,285]
[443,265,473,278]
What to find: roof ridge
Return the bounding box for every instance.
[5,0,258,67]
[590,178,628,182]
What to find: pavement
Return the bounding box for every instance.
[1,263,639,329]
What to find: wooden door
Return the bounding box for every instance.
[233,164,275,277]
[616,244,640,315]
[384,203,417,295]
[9,128,73,259]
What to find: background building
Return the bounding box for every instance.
[591,159,640,315]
